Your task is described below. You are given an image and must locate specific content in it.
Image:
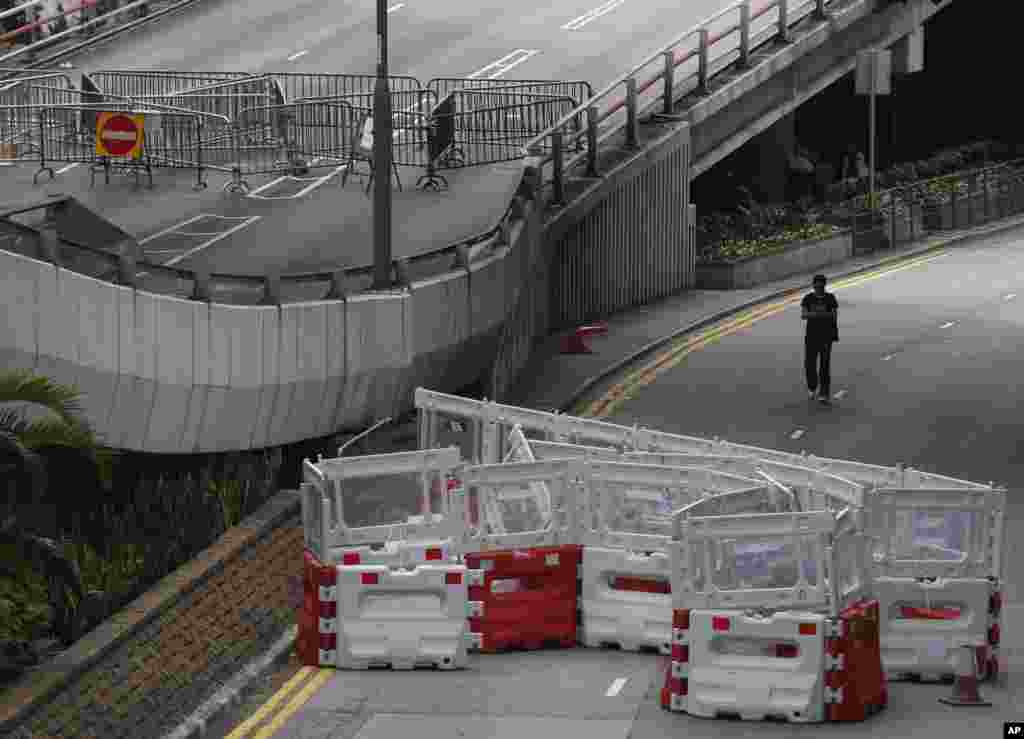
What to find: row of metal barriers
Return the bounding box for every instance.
[1,67,591,191]
[293,388,1006,725]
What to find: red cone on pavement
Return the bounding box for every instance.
[939,644,992,707]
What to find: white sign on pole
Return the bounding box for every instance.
[855,49,892,96]
[359,116,374,154]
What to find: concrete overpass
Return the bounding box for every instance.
[0,0,951,453]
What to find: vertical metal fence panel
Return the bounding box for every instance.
[548,126,690,331]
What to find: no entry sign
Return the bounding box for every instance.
[95,112,144,158]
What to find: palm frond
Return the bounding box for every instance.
[0,370,91,434]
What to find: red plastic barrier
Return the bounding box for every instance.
[465,544,581,652]
[825,599,887,722]
[899,606,961,620]
[612,575,670,594]
[297,549,337,667]
[560,322,609,354]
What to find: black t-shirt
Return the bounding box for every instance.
[802,291,838,342]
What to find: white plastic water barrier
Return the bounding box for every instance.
[333,563,481,670]
[680,609,832,722]
[580,547,672,653]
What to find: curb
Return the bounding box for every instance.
[162,624,298,739]
[0,490,301,737]
[560,212,1024,414]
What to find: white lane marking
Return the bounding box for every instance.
[833,389,847,400]
[248,175,289,197]
[1004,293,1017,301]
[138,214,209,246]
[55,162,79,174]
[387,2,404,11]
[790,429,805,440]
[605,678,628,697]
[940,321,956,329]
[287,50,309,62]
[882,354,894,361]
[468,49,540,80]
[247,163,349,200]
[562,0,628,30]
[164,216,262,266]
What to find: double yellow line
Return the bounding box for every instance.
[225,665,333,739]
[580,249,950,419]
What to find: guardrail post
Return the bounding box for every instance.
[813,0,826,20]
[552,129,565,206]
[117,253,136,288]
[191,269,211,302]
[262,271,281,305]
[625,78,638,148]
[393,257,411,288]
[586,106,599,178]
[37,229,62,267]
[777,0,790,44]
[325,270,347,300]
[697,29,710,95]
[739,2,752,68]
[452,244,470,270]
[662,50,676,114]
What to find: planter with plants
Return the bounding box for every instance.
[696,223,848,290]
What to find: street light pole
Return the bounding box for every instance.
[372,0,393,289]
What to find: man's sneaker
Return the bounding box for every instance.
[819,393,832,404]
[808,389,818,400]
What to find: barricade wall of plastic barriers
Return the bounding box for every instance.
[294,388,1004,725]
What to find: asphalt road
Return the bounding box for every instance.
[69,0,742,88]
[207,221,1024,739]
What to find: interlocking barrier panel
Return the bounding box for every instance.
[579,547,672,654]
[465,544,582,653]
[300,447,465,566]
[333,563,478,670]
[663,601,886,723]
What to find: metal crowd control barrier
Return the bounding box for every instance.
[521,0,836,204]
[0,70,75,162]
[10,100,227,188]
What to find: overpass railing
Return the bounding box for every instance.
[522,0,837,204]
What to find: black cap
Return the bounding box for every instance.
[812,274,827,285]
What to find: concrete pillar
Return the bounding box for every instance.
[750,110,795,203]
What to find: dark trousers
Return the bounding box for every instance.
[805,337,833,396]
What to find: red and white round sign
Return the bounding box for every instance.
[97,113,142,157]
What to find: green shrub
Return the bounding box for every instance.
[702,223,840,264]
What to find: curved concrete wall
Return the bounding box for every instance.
[0,184,539,453]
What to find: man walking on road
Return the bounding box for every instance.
[801,274,839,403]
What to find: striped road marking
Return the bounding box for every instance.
[224,666,333,739]
[563,0,628,30]
[468,49,541,80]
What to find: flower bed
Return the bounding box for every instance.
[696,226,851,290]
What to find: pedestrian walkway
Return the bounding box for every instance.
[508,212,1024,415]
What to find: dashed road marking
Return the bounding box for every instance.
[387,2,405,11]
[563,0,628,30]
[468,49,541,79]
[940,321,956,329]
[287,50,309,61]
[882,354,894,361]
[138,214,262,267]
[1004,293,1017,301]
[833,389,847,400]
[606,677,628,696]
[790,429,805,440]
[55,162,79,174]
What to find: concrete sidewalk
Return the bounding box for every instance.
[508,212,1024,415]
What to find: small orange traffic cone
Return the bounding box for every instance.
[939,644,992,707]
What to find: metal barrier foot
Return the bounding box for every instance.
[223,180,250,194]
[32,167,55,185]
[416,173,449,193]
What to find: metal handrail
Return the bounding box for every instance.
[521,0,834,202]
[0,0,155,64]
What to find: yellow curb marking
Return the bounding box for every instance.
[250,667,334,739]
[581,249,950,419]
[224,665,317,739]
